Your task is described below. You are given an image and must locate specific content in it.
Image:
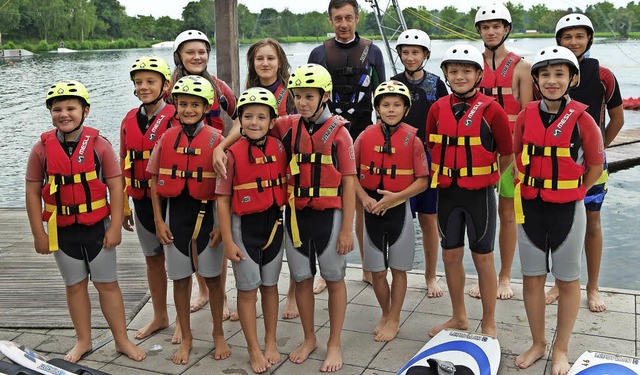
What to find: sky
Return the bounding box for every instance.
[119,0,632,19]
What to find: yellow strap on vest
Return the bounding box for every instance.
[176,147,202,155]
[517,172,582,190]
[595,169,609,185]
[261,214,283,251]
[124,176,152,189]
[429,134,482,146]
[45,198,108,251]
[233,176,287,191]
[255,155,277,164]
[287,186,302,248]
[430,162,498,188]
[485,87,513,95]
[520,144,571,167]
[48,171,99,195]
[124,150,152,171]
[189,200,210,271]
[514,181,525,224]
[123,188,132,217]
[158,168,217,179]
[373,145,395,153]
[289,153,333,176]
[359,164,414,176]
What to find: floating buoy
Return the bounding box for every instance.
[623,97,640,110]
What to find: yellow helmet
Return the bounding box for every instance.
[237,87,278,117]
[45,80,90,109]
[171,75,215,106]
[374,80,411,109]
[130,56,172,81]
[288,64,333,93]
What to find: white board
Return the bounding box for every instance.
[0,341,72,375]
[568,350,640,375]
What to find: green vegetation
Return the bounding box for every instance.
[2,0,640,50]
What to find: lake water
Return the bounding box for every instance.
[2,38,640,289]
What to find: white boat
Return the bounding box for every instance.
[56,47,77,53]
[152,41,173,49]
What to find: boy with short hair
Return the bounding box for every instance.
[355,80,429,342]
[513,45,604,374]
[147,75,229,365]
[25,80,146,363]
[426,44,513,338]
[391,29,448,298]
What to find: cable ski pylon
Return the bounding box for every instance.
[365,0,407,75]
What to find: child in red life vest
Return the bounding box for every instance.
[119,56,178,342]
[147,75,229,365]
[25,80,146,363]
[513,46,604,374]
[426,44,514,338]
[216,88,287,374]
[354,80,429,342]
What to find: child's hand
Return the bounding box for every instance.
[224,242,245,262]
[155,221,173,245]
[209,226,222,247]
[213,146,228,179]
[371,189,399,216]
[122,213,134,232]
[34,232,50,254]
[103,225,122,248]
[336,228,354,255]
[360,195,378,213]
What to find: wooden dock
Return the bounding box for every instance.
[606,128,640,172]
[0,208,149,328]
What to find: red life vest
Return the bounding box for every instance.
[358,122,417,192]
[156,125,221,201]
[516,100,587,203]
[273,83,290,117]
[429,94,500,190]
[285,114,346,211]
[122,103,175,199]
[479,52,522,131]
[228,136,288,215]
[41,127,110,250]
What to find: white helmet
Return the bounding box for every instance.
[395,29,431,52]
[475,3,512,27]
[440,44,484,71]
[173,29,211,53]
[531,46,580,77]
[555,13,594,38]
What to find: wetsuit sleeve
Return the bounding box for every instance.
[270,117,287,140]
[307,45,325,65]
[215,151,235,196]
[412,138,430,178]
[25,141,46,183]
[513,111,526,155]
[353,133,363,168]
[215,77,237,117]
[436,78,449,98]
[600,67,623,109]
[370,44,386,87]
[425,100,441,150]
[577,113,605,166]
[146,135,164,175]
[335,127,357,176]
[487,102,514,155]
[96,137,122,179]
[119,117,127,158]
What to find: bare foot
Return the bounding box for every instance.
[64,341,92,363]
[587,289,606,312]
[190,295,209,313]
[248,347,271,374]
[497,278,513,300]
[172,339,192,365]
[321,345,343,373]
[213,335,231,360]
[375,320,399,342]
[429,317,468,337]
[171,323,182,344]
[115,339,147,362]
[282,296,299,319]
[468,283,481,299]
[313,277,327,294]
[228,310,240,322]
[134,316,169,340]
[480,320,496,337]
[222,299,232,321]
[426,276,443,298]
[515,343,547,369]
[545,284,559,305]
[264,341,281,365]
[374,316,387,335]
[289,338,317,364]
[551,350,571,375]
[362,271,372,285]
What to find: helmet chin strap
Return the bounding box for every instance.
[240,127,267,146]
[303,96,326,124]
[447,76,482,99]
[533,73,576,102]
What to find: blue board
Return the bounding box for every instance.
[568,351,640,375]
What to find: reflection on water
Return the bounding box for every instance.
[2,39,640,289]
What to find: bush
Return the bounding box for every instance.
[80,40,93,50]
[66,41,80,50]
[93,40,107,49]
[22,43,35,52]
[35,40,51,52]
[3,41,17,49]
[112,39,126,49]
[125,38,138,48]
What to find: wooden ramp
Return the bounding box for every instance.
[0,208,149,328]
[607,128,640,172]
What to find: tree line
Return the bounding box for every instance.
[1,0,640,50]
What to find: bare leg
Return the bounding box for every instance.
[94,281,146,361]
[376,269,406,342]
[545,282,560,305]
[585,210,605,312]
[551,279,580,375]
[419,213,443,298]
[64,278,93,363]
[205,275,231,360]
[135,253,169,339]
[190,273,209,313]
[370,270,390,337]
[313,276,327,294]
[172,277,192,365]
[282,277,299,319]
[321,279,347,372]
[515,275,547,369]
[497,196,516,300]
[238,289,270,373]
[261,285,281,365]
[289,278,317,364]
[356,200,372,284]
[429,247,469,337]
[471,252,497,336]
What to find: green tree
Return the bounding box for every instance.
[68,0,96,41]
[182,0,214,37]
[255,8,280,38]
[238,4,256,40]
[130,15,156,40]
[299,11,328,39]
[0,0,22,42]
[278,9,297,37]
[525,4,550,32]
[505,2,525,32]
[92,0,130,38]
[155,16,182,41]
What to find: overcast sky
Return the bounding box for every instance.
[119,0,631,19]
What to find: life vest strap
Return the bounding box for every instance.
[261,209,284,251]
[289,153,333,175]
[255,155,277,164]
[437,162,498,179]
[517,172,583,190]
[291,186,340,198]
[521,144,571,166]
[44,198,108,252]
[359,164,413,177]
[429,134,482,146]
[373,145,396,154]
[124,150,152,170]
[158,168,217,180]
[176,147,202,155]
[125,176,151,189]
[480,87,513,96]
[48,170,98,195]
[233,176,287,191]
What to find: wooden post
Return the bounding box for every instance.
[215,0,240,97]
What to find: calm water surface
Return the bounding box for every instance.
[2,39,639,289]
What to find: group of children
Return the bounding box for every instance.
[26,5,622,375]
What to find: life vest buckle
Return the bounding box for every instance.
[61,204,80,215]
[527,177,545,188]
[445,168,460,178]
[130,150,146,160]
[443,135,459,146]
[529,145,547,156]
[55,174,75,185]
